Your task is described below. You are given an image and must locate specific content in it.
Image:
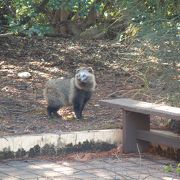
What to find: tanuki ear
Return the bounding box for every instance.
[87,67,94,73]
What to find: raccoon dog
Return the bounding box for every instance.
[44,67,96,119]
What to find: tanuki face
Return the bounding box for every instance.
[75,67,94,84]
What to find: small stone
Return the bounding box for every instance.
[18,72,31,79]
[94,104,100,107]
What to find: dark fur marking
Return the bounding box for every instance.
[73,88,92,119]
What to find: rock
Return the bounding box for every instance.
[94,104,100,107]
[18,72,31,79]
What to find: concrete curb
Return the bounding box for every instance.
[0,129,122,156]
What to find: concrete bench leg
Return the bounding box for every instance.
[123,110,150,153]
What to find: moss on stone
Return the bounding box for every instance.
[16,148,26,158]
[29,145,41,157]
[0,148,14,159]
[0,140,116,160]
[41,144,56,156]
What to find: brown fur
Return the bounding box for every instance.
[44,67,96,118]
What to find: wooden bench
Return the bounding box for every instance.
[100,98,180,153]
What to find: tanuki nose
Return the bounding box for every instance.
[81,75,88,82]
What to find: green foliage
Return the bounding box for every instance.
[2,0,51,36]
[27,24,54,36]
[48,0,104,18]
[164,164,173,173]
[48,0,65,10]
[0,0,179,39]
[164,164,180,176]
[118,1,179,104]
[114,0,179,39]
[176,163,180,176]
[1,0,103,35]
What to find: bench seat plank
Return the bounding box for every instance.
[101,98,180,120]
[137,130,180,149]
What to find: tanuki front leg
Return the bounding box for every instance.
[73,102,83,120]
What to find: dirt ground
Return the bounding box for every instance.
[0,36,176,136]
